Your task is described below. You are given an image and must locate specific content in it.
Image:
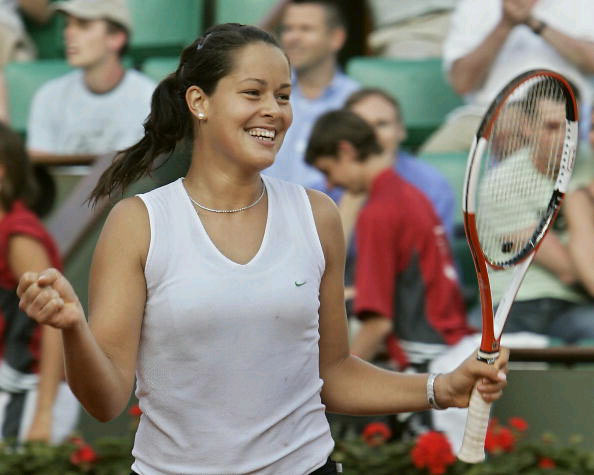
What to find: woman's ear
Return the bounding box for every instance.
[185,85,209,121]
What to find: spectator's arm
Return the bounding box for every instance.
[533,231,578,285]
[351,204,399,358]
[18,0,52,24]
[349,313,392,361]
[449,20,513,95]
[8,235,62,443]
[527,18,594,74]
[449,0,536,94]
[564,187,594,296]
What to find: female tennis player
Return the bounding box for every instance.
[17,24,508,475]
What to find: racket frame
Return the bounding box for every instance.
[464,69,578,356]
[458,70,578,463]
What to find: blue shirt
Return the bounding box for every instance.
[396,150,456,240]
[263,70,360,188]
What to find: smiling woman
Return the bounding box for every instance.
[16,23,509,475]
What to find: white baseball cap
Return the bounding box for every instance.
[53,0,133,33]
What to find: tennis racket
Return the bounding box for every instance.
[457,70,578,463]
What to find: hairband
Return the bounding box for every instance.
[196,33,212,51]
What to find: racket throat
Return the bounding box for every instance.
[492,254,535,338]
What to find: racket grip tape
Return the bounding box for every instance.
[458,383,492,463]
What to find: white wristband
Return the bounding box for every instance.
[427,373,445,410]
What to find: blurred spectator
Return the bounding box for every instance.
[0,0,50,62]
[344,88,456,241]
[490,100,529,161]
[420,0,594,154]
[366,0,459,59]
[26,0,155,163]
[306,109,473,371]
[564,107,594,298]
[263,0,359,189]
[338,89,458,344]
[472,86,594,342]
[0,0,52,122]
[0,123,78,443]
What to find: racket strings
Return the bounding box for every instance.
[476,76,566,266]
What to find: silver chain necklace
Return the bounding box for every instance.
[182,178,266,213]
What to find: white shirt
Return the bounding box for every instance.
[481,149,586,303]
[444,0,594,120]
[369,0,458,28]
[132,176,334,475]
[27,69,155,155]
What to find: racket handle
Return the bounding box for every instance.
[458,383,492,463]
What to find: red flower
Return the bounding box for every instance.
[361,422,392,446]
[508,417,529,432]
[411,431,456,475]
[484,427,498,453]
[497,427,515,451]
[70,444,98,465]
[538,457,556,469]
[485,423,516,454]
[128,404,143,417]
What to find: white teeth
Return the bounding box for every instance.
[248,128,275,140]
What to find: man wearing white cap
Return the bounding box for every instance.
[27,0,155,162]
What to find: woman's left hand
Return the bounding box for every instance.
[436,347,510,409]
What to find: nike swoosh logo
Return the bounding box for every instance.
[295,281,307,287]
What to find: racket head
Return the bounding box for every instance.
[463,69,579,354]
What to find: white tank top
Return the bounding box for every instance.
[132,176,334,475]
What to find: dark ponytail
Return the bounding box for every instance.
[89,23,283,204]
[89,72,191,203]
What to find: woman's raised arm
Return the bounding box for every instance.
[18,197,149,421]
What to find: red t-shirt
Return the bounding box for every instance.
[354,169,473,364]
[0,201,62,375]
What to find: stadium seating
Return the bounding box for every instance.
[4,59,72,134]
[346,57,463,150]
[141,56,179,83]
[215,0,280,25]
[127,0,204,62]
